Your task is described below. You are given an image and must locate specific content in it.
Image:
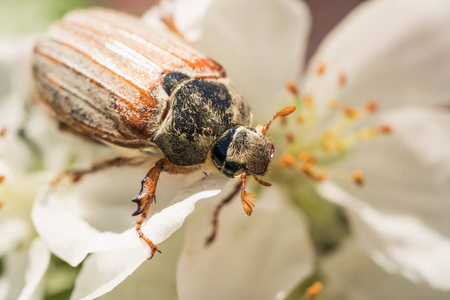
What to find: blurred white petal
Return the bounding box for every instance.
[18,238,50,300]
[0,218,29,255]
[326,106,450,234]
[321,239,450,299]
[303,0,450,111]
[69,174,226,300]
[177,186,314,300]
[144,0,311,120]
[0,249,28,300]
[318,107,450,289]
[96,230,183,300]
[195,0,310,119]
[319,179,450,290]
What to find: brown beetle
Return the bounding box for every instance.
[32,8,294,258]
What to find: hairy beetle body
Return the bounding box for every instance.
[32,8,291,258]
[32,8,233,154]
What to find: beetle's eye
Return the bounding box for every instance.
[212,142,227,171]
[211,127,237,171]
[163,72,190,96]
[222,161,244,178]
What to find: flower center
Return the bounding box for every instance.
[278,62,392,187]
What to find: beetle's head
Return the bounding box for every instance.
[211,126,274,178]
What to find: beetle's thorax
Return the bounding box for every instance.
[153,76,252,166]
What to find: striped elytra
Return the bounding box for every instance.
[32,7,227,148]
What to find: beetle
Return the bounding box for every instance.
[32,7,295,258]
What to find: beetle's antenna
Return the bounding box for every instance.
[253,175,272,187]
[261,106,296,135]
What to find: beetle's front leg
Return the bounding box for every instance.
[240,171,257,216]
[132,158,194,259]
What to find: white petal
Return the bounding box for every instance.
[177,185,314,300]
[303,0,450,111]
[18,239,51,300]
[197,0,310,119]
[96,230,183,300]
[0,218,29,255]
[33,172,226,266]
[0,249,28,300]
[321,239,450,300]
[318,106,450,289]
[69,174,226,300]
[145,0,311,120]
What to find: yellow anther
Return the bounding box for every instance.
[285,80,299,96]
[301,162,315,178]
[360,127,377,139]
[317,62,326,75]
[279,153,296,169]
[296,113,308,123]
[338,72,347,87]
[327,98,338,109]
[297,152,315,163]
[306,281,323,299]
[304,94,314,108]
[0,175,5,184]
[322,139,335,151]
[365,100,378,113]
[351,170,364,187]
[336,140,347,151]
[342,106,359,120]
[323,130,335,139]
[317,171,328,181]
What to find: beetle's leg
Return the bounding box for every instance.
[205,181,241,246]
[132,158,193,258]
[253,175,272,187]
[260,106,296,135]
[240,171,257,216]
[52,156,146,185]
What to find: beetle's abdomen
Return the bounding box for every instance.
[154,79,251,166]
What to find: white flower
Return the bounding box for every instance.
[4,0,450,298]
[24,0,315,299]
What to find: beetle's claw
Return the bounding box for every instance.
[131,198,143,216]
[148,246,162,260]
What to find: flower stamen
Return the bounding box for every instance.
[0,126,6,137]
[351,169,364,187]
[285,80,299,96]
[338,72,347,87]
[278,67,393,188]
[379,124,393,134]
[317,62,326,75]
[306,281,323,299]
[278,153,296,169]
